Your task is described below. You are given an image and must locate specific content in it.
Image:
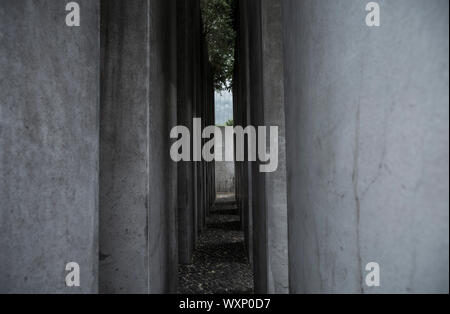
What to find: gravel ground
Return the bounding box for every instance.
[178,196,254,294]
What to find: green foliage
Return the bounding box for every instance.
[201,0,236,91]
[225,119,234,126]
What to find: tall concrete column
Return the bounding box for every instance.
[0,0,100,293]
[193,5,206,235]
[207,64,216,215]
[100,0,178,293]
[283,0,449,293]
[148,0,178,293]
[261,0,289,293]
[177,0,196,264]
[176,0,214,264]
[235,0,289,293]
[235,0,254,265]
[245,0,268,294]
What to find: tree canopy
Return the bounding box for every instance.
[201,0,236,91]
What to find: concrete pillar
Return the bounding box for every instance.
[193,5,206,235]
[261,0,289,293]
[99,0,178,293]
[208,68,216,214]
[148,0,178,293]
[0,0,99,293]
[177,0,196,264]
[245,0,269,294]
[235,0,289,293]
[204,59,215,216]
[176,0,214,263]
[235,0,254,265]
[283,0,449,293]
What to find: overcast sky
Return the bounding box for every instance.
[215,90,233,125]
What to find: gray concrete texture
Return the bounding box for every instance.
[1,0,448,295]
[0,0,215,293]
[99,0,178,293]
[0,0,100,293]
[283,0,449,293]
[177,0,197,265]
[234,0,254,267]
[261,0,289,294]
[234,0,289,294]
[176,0,216,265]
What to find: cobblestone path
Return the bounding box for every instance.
[178,195,253,294]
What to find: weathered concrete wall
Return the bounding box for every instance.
[99,0,178,293]
[261,0,289,293]
[246,0,269,294]
[235,0,289,294]
[234,0,254,266]
[283,0,449,293]
[215,126,235,193]
[148,0,178,293]
[0,0,99,293]
[177,0,196,265]
[176,0,215,265]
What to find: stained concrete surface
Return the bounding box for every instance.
[260,0,289,293]
[176,0,216,266]
[0,0,100,293]
[178,194,253,294]
[99,0,178,293]
[233,0,289,293]
[1,0,448,295]
[283,0,449,293]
